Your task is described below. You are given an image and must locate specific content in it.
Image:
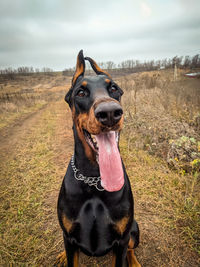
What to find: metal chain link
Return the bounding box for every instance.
[71,155,104,191]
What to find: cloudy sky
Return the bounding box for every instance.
[0,0,200,70]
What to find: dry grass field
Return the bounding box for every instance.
[0,70,199,266]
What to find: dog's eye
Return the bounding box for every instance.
[110,86,118,93]
[77,90,85,97]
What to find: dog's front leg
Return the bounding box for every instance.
[64,235,79,267]
[126,248,141,267]
[112,244,128,267]
[126,233,141,267]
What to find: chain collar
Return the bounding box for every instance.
[71,155,104,191]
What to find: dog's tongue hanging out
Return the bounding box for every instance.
[95,131,124,192]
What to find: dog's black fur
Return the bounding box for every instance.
[57,50,140,267]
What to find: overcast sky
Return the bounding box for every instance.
[0,0,200,70]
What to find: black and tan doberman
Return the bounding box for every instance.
[57,50,140,267]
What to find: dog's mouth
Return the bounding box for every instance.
[83,129,119,154]
[83,129,124,192]
[83,129,99,153]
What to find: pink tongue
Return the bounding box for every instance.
[95,131,124,192]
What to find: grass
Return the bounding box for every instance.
[0,103,61,265]
[120,132,200,259]
[0,72,69,131]
[0,70,199,266]
[119,70,200,263]
[0,102,46,130]
[119,71,200,259]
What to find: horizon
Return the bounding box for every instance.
[0,53,199,73]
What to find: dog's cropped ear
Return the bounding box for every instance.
[85,57,111,78]
[72,50,85,86]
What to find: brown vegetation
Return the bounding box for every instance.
[120,69,200,265]
[0,70,199,266]
[0,73,68,129]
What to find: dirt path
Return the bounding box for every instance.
[0,99,70,265]
[0,105,47,161]
[0,98,199,266]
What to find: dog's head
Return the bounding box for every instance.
[66,50,124,192]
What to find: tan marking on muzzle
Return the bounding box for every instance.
[75,112,96,162]
[73,98,124,162]
[90,98,124,133]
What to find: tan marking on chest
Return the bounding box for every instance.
[62,214,73,233]
[115,216,129,235]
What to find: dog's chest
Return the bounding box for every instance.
[69,197,127,256]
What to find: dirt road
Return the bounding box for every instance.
[0,97,199,266]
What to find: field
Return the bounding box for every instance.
[0,70,199,266]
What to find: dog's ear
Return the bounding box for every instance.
[65,87,73,108]
[66,50,85,108]
[85,57,111,78]
[72,50,85,86]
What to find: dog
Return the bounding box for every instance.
[57,50,140,267]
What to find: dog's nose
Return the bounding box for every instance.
[94,101,123,127]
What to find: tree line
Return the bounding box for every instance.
[0,66,53,75]
[0,54,199,77]
[63,54,200,76]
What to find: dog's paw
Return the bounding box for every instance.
[56,250,67,267]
